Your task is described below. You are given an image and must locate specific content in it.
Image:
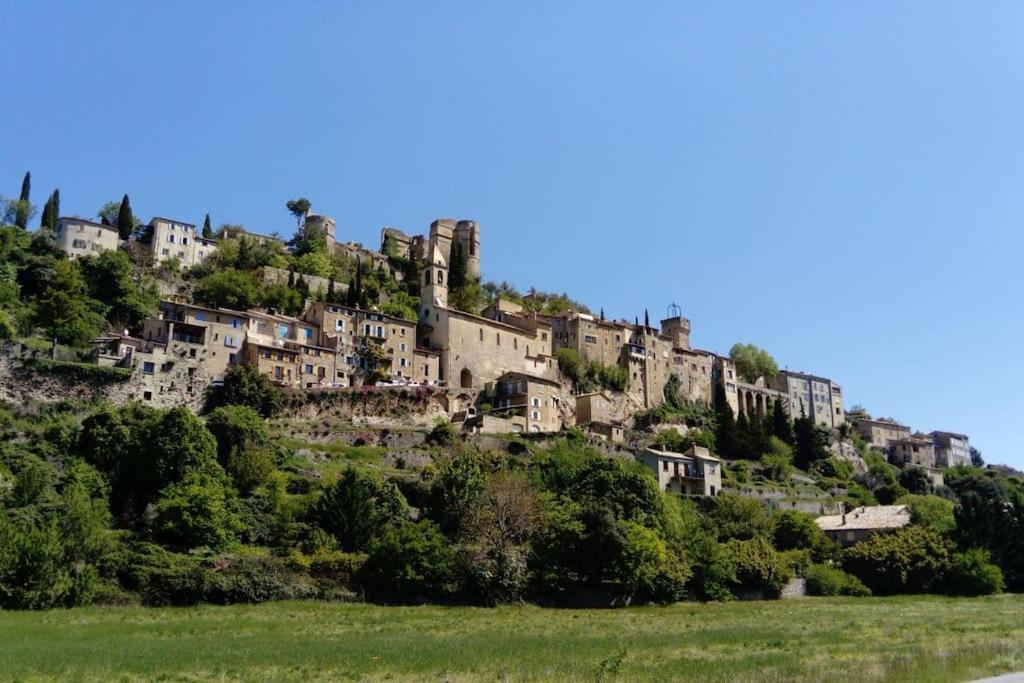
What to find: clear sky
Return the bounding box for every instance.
[2,2,1022,467]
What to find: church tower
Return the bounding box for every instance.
[421,241,448,310]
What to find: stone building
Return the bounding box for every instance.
[148,217,218,268]
[55,217,121,259]
[734,380,789,421]
[489,371,562,433]
[382,218,480,279]
[417,241,555,391]
[575,391,625,443]
[141,301,247,380]
[637,446,722,496]
[889,433,937,469]
[930,431,971,468]
[768,371,845,428]
[852,417,911,451]
[815,505,911,546]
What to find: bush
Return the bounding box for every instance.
[945,548,1005,596]
[804,563,871,597]
[149,470,242,550]
[207,364,283,417]
[312,467,409,551]
[142,555,317,606]
[425,418,459,447]
[772,510,836,561]
[723,537,791,598]
[359,520,462,602]
[841,526,951,595]
[23,358,133,383]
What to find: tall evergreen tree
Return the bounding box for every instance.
[714,383,738,459]
[39,196,53,232]
[15,171,31,229]
[49,189,60,230]
[327,277,336,302]
[202,213,213,239]
[287,269,295,287]
[116,194,134,240]
[770,399,795,446]
[600,307,605,322]
[644,309,650,329]
[449,241,467,291]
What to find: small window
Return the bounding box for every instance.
[143,362,155,374]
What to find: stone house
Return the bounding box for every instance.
[637,446,722,496]
[141,301,247,380]
[815,505,911,546]
[490,371,562,433]
[148,217,218,268]
[889,433,937,469]
[930,431,971,468]
[768,371,845,428]
[575,391,625,443]
[852,417,912,451]
[55,217,121,259]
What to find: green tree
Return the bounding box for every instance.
[702,493,773,542]
[97,201,120,226]
[205,406,274,494]
[772,509,836,560]
[208,363,284,417]
[945,548,1004,596]
[714,383,739,459]
[79,249,159,332]
[194,268,263,309]
[841,525,951,595]
[285,197,311,228]
[426,453,486,534]
[116,194,134,240]
[15,172,30,229]
[202,213,213,239]
[313,467,409,551]
[769,399,794,445]
[36,260,105,346]
[449,241,467,290]
[793,416,830,471]
[142,406,219,487]
[728,343,779,383]
[760,436,793,482]
[150,470,242,550]
[360,520,462,601]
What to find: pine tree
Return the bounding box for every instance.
[327,277,336,302]
[202,213,213,239]
[116,194,134,240]
[15,171,31,229]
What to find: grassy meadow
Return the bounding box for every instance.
[2,595,1023,682]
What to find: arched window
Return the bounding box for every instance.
[438,271,444,284]
[460,368,473,388]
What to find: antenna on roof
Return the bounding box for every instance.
[667,302,681,319]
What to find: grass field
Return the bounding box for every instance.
[2,596,1023,682]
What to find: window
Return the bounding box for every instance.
[143,362,155,374]
[531,397,540,407]
[479,329,484,341]
[161,248,169,256]
[336,319,344,332]
[400,358,407,367]
[399,342,407,352]
[376,326,384,337]
[531,410,540,420]
[662,461,668,472]
[72,239,87,249]
[182,237,188,245]
[143,391,152,401]
[304,327,313,340]
[195,311,206,321]
[305,364,313,374]
[584,335,598,344]
[167,235,175,243]
[364,324,371,335]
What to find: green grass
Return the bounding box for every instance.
[2,596,1023,681]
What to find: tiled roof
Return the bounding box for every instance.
[815,505,911,532]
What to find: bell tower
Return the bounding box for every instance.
[421,242,448,310]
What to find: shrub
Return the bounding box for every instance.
[841,526,951,595]
[149,470,242,550]
[359,520,462,602]
[312,467,409,551]
[772,510,836,561]
[813,457,853,481]
[723,537,791,598]
[142,555,317,606]
[425,418,458,447]
[22,358,132,383]
[805,563,871,597]
[945,548,1005,596]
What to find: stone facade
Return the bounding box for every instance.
[930,431,971,468]
[852,417,911,451]
[768,371,845,428]
[637,446,722,496]
[149,217,218,268]
[383,218,480,279]
[889,433,937,469]
[490,371,562,433]
[55,217,121,259]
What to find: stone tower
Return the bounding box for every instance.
[453,220,480,278]
[305,214,336,251]
[421,241,448,309]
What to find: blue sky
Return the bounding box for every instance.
[2,2,1022,467]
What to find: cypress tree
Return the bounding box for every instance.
[116,194,134,240]
[449,241,466,291]
[50,189,60,229]
[771,399,794,446]
[353,258,364,308]
[644,309,650,329]
[714,383,738,459]
[327,277,336,302]
[202,213,213,238]
[39,196,53,232]
[600,308,605,321]
[15,171,31,229]
[287,269,295,287]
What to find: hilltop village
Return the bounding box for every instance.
[1,182,1015,611]
[19,201,975,491]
